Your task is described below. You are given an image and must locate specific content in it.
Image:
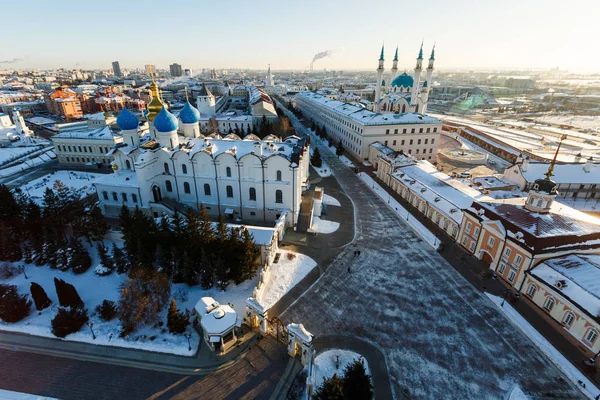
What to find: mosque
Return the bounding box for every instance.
[372,43,436,115]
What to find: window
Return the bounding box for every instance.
[461,236,468,245]
[204,184,211,196]
[469,241,476,252]
[418,139,421,145]
[466,222,472,231]
[537,199,543,207]
[431,138,435,144]
[112,192,118,201]
[507,270,516,282]
[102,191,108,200]
[249,187,256,201]
[132,194,137,203]
[515,255,522,265]
[385,129,389,134]
[474,227,480,236]
[226,166,232,177]
[419,128,423,133]
[275,190,283,204]
[488,237,495,246]
[393,140,397,146]
[126,160,131,169]
[394,129,398,134]
[401,140,405,145]
[426,128,430,133]
[89,146,92,153]
[182,164,187,174]
[425,139,428,144]
[121,193,127,202]
[184,182,191,194]
[409,139,413,145]
[563,312,575,328]
[498,263,506,274]
[504,248,511,258]
[411,129,415,133]
[585,329,598,344]
[543,297,555,311]
[276,170,282,181]
[226,185,233,198]
[164,163,170,174]
[527,284,536,297]
[416,149,419,154]
[385,140,389,146]
[403,129,407,134]
[165,180,173,192]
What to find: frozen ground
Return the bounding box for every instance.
[0,241,258,356]
[0,147,40,165]
[310,216,340,234]
[20,170,99,204]
[0,389,58,400]
[258,250,317,310]
[339,155,355,168]
[487,294,598,399]
[313,349,369,389]
[310,147,332,178]
[323,193,341,207]
[0,150,56,179]
[281,138,583,399]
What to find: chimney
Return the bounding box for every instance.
[584,157,594,173]
[522,156,530,172]
[253,141,262,157]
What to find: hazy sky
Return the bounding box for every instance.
[2,0,598,73]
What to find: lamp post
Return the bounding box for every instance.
[184,332,192,351]
[584,349,600,367]
[501,289,510,307]
[87,322,96,340]
[19,265,28,280]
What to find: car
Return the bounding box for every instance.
[488,160,496,165]
[458,171,472,178]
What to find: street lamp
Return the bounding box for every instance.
[501,289,510,307]
[87,322,96,340]
[184,332,192,351]
[584,349,600,367]
[19,265,28,280]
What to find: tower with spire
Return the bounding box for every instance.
[375,45,385,112]
[266,64,274,87]
[196,84,215,117]
[146,78,167,138]
[389,46,399,92]
[410,42,424,111]
[421,45,435,114]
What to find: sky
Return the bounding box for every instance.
[1,0,599,73]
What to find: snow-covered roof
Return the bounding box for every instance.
[52,125,115,141]
[183,137,301,163]
[521,162,600,185]
[531,254,600,317]
[297,91,440,127]
[287,323,312,344]
[93,170,139,188]
[198,300,237,335]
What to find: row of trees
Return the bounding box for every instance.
[311,122,345,157]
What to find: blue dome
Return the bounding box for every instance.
[391,73,414,88]
[179,101,200,124]
[116,108,138,130]
[153,106,179,133]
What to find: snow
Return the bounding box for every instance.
[0,241,258,356]
[200,303,237,335]
[0,389,58,400]
[339,155,355,168]
[0,150,56,179]
[508,386,530,400]
[310,216,340,234]
[358,172,439,249]
[310,145,332,177]
[0,147,41,166]
[313,349,369,388]
[322,193,341,207]
[487,293,599,400]
[258,251,317,310]
[20,170,100,204]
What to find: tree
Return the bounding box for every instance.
[311,148,323,168]
[235,228,260,284]
[118,269,170,335]
[313,373,345,400]
[322,126,328,139]
[112,243,129,274]
[342,359,374,400]
[88,204,109,243]
[96,242,114,275]
[336,141,344,157]
[167,299,190,334]
[96,299,117,321]
[0,221,21,262]
[51,307,89,338]
[30,282,52,311]
[0,284,31,323]
[68,237,92,274]
[54,278,83,309]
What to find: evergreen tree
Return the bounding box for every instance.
[167,298,189,334]
[311,121,316,131]
[96,299,117,321]
[0,221,21,262]
[54,278,83,308]
[311,148,323,168]
[51,307,89,338]
[198,248,214,289]
[214,216,230,289]
[96,242,114,274]
[322,126,328,138]
[88,204,109,243]
[112,243,129,274]
[342,359,374,400]
[30,282,52,311]
[0,284,32,323]
[313,373,345,400]
[336,141,344,156]
[69,237,92,274]
[234,228,260,284]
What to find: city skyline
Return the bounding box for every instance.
[2,0,599,73]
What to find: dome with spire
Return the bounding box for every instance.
[153,106,179,133]
[116,107,139,130]
[179,101,200,124]
[391,73,414,88]
[533,177,558,195]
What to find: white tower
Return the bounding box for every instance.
[421,46,435,114]
[266,64,274,86]
[389,46,398,92]
[196,84,216,116]
[11,108,32,141]
[375,45,385,113]
[411,42,424,112]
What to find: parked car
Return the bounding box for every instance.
[458,171,472,178]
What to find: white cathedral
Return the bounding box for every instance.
[372,43,436,115]
[94,80,310,223]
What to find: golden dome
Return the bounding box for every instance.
[111,163,118,171]
[147,79,167,122]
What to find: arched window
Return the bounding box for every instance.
[166,180,173,192]
[276,170,282,181]
[526,284,536,298]
[126,160,131,169]
[563,312,575,328]
[132,194,137,203]
[102,191,108,200]
[111,192,118,201]
[204,184,211,196]
[184,182,191,194]
[585,329,598,345]
[164,163,170,174]
[537,199,543,207]
[226,185,233,198]
[226,166,232,177]
[249,187,256,201]
[121,193,127,202]
[275,190,283,204]
[543,297,555,311]
[182,164,187,174]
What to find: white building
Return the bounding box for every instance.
[296,91,441,160]
[94,82,309,223]
[0,109,32,144]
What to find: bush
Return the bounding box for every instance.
[54,278,83,308]
[96,299,117,321]
[0,263,18,279]
[51,307,89,338]
[0,284,32,323]
[286,252,296,261]
[167,299,189,334]
[30,282,52,311]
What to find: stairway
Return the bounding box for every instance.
[296,193,314,233]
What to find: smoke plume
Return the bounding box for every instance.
[312,48,345,63]
[0,57,27,64]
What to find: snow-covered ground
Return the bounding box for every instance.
[0,150,56,179]
[0,147,40,166]
[309,141,332,177]
[258,250,317,310]
[310,216,340,234]
[0,389,58,400]
[0,241,258,356]
[313,349,369,388]
[20,170,99,204]
[339,155,355,168]
[487,293,598,399]
[322,193,341,207]
[508,385,530,400]
[358,172,438,249]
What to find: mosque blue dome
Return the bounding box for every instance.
[116,108,139,130]
[179,101,200,124]
[153,106,179,133]
[391,73,414,88]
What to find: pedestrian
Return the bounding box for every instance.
[358,250,361,257]
[347,266,351,274]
